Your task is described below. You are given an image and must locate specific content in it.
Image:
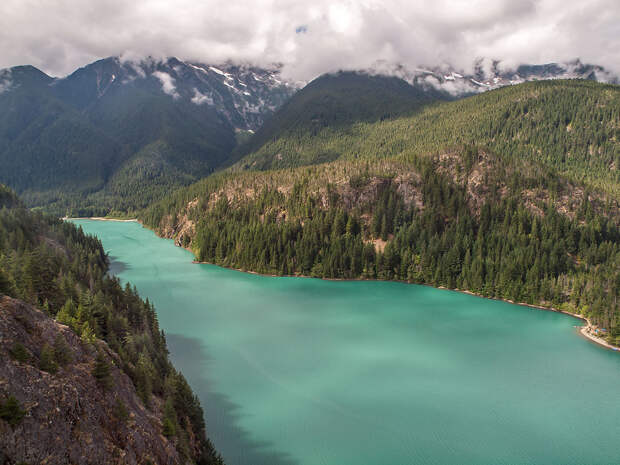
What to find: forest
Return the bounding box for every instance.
[237,80,620,196]
[0,190,223,464]
[142,80,620,346]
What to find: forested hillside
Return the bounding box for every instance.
[142,80,620,346]
[229,71,449,167]
[0,57,294,216]
[237,80,620,195]
[0,188,222,464]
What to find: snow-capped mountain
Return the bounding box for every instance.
[368,59,618,96]
[0,57,298,214]
[0,54,617,215]
[49,56,298,132]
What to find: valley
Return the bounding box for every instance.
[141,79,620,347]
[1,48,619,465]
[73,218,620,465]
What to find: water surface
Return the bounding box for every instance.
[74,220,620,465]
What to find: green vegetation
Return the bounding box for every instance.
[0,395,25,427]
[0,189,222,464]
[143,80,620,346]
[52,334,72,367]
[9,343,30,363]
[230,71,448,166]
[113,397,130,424]
[0,185,20,209]
[39,344,58,374]
[92,352,112,390]
[237,80,620,196]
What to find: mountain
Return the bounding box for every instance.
[0,57,296,215]
[369,58,619,96]
[141,79,620,347]
[233,78,620,194]
[1,55,616,216]
[231,70,451,169]
[0,188,222,464]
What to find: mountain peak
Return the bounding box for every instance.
[365,58,618,96]
[48,56,298,130]
[0,65,53,93]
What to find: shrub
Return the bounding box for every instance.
[39,343,58,374]
[0,395,25,427]
[92,352,112,390]
[9,342,30,363]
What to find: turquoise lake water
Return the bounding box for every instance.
[73,220,620,465]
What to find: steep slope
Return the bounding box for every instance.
[231,71,449,168]
[141,80,620,346]
[0,189,222,464]
[237,80,620,195]
[1,296,181,464]
[0,57,296,215]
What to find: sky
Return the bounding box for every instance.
[1,0,619,80]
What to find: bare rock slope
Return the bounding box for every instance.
[0,295,180,465]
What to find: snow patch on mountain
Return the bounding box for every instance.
[209,66,227,76]
[367,58,618,96]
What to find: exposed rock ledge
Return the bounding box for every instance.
[0,295,181,465]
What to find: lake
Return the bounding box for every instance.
[73,219,620,465]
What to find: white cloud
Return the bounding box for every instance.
[0,80,11,94]
[0,68,12,93]
[0,0,618,80]
[152,71,179,98]
[191,88,213,105]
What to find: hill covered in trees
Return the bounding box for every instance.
[0,57,294,217]
[0,187,223,464]
[236,80,620,195]
[229,71,450,167]
[142,79,620,346]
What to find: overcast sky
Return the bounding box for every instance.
[1,0,619,79]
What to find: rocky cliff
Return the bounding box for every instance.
[0,295,182,465]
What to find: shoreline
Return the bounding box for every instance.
[64,217,138,222]
[190,258,619,351]
[67,216,619,352]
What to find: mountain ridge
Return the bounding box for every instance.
[0,55,617,216]
[365,58,619,95]
[0,56,298,215]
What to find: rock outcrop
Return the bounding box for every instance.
[0,295,181,465]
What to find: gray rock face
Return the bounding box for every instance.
[0,295,180,465]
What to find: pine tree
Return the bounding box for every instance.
[9,342,30,363]
[39,343,58,374]
[0,395,25,427]
[162,397,178,437]
[53,334,73,366]
[92,352,112,390]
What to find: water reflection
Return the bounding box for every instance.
[166,333,299,465]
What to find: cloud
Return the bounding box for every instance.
[0,0,618,80]
[0,69,12,94]
[191,88,213,105]
[152,71,179,98]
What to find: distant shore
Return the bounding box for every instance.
[68,216,619,352]
[190,258,619,352]
[455,291,618,351]
[63,217,138,222]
